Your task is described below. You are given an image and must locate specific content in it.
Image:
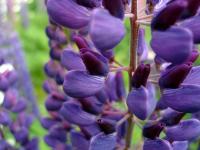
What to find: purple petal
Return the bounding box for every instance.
[63,71,105,98]
[25,138,39,150]
[172,141,188,150]
[137,28,148,58]
[61,50,86,71]
[161,85,200,113]
[90,8,125,51]
[151,27,193,64]
[70,131,89,150]
[143,139,172,150]
[127,86,157,120]
[49,126,67,143]
[183,66,200,85]
[41,117,61,130]
[59,101,96,125]
[181,15,200,43]
[105,73,118,101]
[166,119,200,141]
[116,71,126,100]
[159,108,185,126]
[47,0,91,29]
[81,123,102,138]
[89,132,117,150]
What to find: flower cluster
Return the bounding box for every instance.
[0,60,38,150]
[42,0,200,150]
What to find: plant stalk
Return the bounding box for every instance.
[124,0,139,149]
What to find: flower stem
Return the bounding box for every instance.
[124,0,139,149]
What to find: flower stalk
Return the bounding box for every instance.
[124,0,139,149]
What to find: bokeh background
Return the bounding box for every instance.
[1,0,199,149]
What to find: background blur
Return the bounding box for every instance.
[1,0,199,149]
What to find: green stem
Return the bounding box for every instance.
[124,0,139,149]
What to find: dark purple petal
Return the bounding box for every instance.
[90,8,125,51]
[159,63,192,89]
[172,141,188,150]
[80,48,109,76]
[73,35,89,49]
[159,108,185,126]
[63,71,105,98]
[70,131,89,150]
[166,119,200,141]
[161,85,200,113]
[103,0,124,19]
[47,0,91,29]
[61,50,86,71]
[143,139,172,150]
[89,132,117,150]
[127,86,156,120]
[76,0,102,8]
[151,0,188,30]
[96,118,116,134]
[182,0,200,18]
[44,135,62,148]
[151,27,193,64]
[59,101,96,125]
[143,122,165,139]
[181,15,200,43]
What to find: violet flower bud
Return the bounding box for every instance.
[80,48,109,76]
[159,63,192,89]
[41,117,61,130]
[116,71,126,100]
[132,64,151,88]
[151,0,188,30]
[73,35,89,49]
